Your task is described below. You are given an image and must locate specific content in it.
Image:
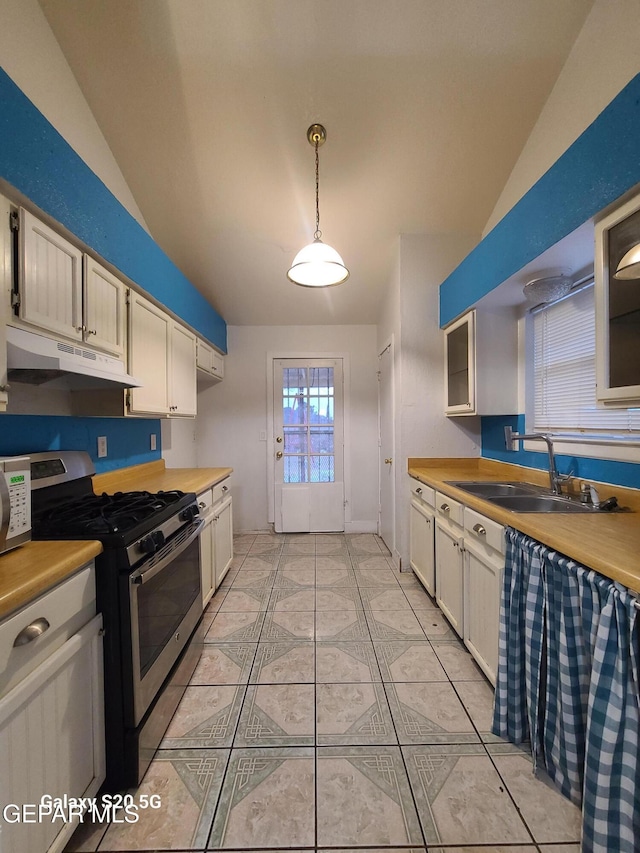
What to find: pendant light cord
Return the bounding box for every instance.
[314,135,321,240]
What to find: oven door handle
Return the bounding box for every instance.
[130,518,205,586]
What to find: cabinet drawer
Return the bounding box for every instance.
[464,507,505,555]
[409,477,435,507]
[212,477,231,505]
[435,491,463,526]
[0,565,96,696]
[197,488,213,511]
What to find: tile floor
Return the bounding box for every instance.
[66,533,582,852]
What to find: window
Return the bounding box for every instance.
[532,282,640,437]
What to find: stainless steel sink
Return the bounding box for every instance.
[445,481,593,513]
[488,494,593,513]
[446,481,541,498]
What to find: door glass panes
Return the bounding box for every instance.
[282,366,335,483]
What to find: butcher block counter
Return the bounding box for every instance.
[0,540,102,620]
[92,460,232,496]
[409,457,640,594]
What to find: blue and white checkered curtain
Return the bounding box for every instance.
[492,527,640,852]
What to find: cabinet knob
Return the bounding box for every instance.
[440,503,450,513]
[222,485,229,492]
[87,328,97,336]
[14,617,50,647]
[472,523,487,536]
[416,487,422,494]
[276,451,283,459]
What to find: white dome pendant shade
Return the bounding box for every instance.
[288,124,349,288]
[614,244,640,280]
[287,237,349,287]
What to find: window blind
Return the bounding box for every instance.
[533,284,640,433]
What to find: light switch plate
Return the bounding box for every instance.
[97,436,107,458]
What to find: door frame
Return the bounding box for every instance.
[378,336,398,564]
[267,351,351,529]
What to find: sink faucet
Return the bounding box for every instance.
[504,426,570,495]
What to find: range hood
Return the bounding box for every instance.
[6,326,143,389]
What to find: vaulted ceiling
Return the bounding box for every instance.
[38,0,593,325]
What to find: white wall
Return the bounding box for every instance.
[0,0,147,229]
[377,234,481,566]
[196,325,379,533]
[161,418,198,469]
[485,0,640,234]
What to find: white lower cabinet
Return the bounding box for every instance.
[198,479,233,607]
[409,479,436,596]
[435,517,464,637]
[434,491,464,637]
[463,508,505,685]
[0,605,105,853]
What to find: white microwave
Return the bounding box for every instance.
[0,456,31,554]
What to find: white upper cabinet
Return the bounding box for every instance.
[18,207,83,342]
[127,290,196,417]
[196,337,224,383]
[443,308,517,416]
[17,208,126,359]
[170,320,197,416]
[128,290,172,415]
[83,255,126,357]
[595,191,640,406]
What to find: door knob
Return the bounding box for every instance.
[384,458,393,464]
[276,436,283,443]
[276,451,283,459]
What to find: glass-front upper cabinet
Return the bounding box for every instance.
[595,191,640,406]
[443,307,518,417]
[444,311,475,415]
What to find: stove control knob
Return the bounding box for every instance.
[139,530,165,555]
[180,504,197,523]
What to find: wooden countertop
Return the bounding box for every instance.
[408,457,640,593]
[92,460,233,496]
[0,460,232,622]
[0,540,103,620]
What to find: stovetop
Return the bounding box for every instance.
[34,489,188,538]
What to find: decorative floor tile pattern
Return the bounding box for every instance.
[235,683,315,747]
[208,747,315,849]
[316,682,397,745]
[316,745,423,846]
[316,642,381,683]
[66,533,583,853]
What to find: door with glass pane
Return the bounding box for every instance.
[273,359,344,533]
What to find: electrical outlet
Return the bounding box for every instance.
[97,436,107,458]
[150,433,157,451]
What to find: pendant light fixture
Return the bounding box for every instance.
[614,244,640,279]
[287,124,349,287]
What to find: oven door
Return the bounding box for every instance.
[128,517,204,725]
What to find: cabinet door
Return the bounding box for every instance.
[128,291,171,415]
[196,338,213,372]
[435,519,464,637]
[409,499,435,595]
[0,614,105,853]
[444,310,475,415]
[170,321,197,416]
[19,208,83,342]
[214,496,233,588]
[83,255,126,357]
[200,517,215,607]
[464,538,504,685]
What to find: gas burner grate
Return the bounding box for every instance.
[35,489,186,536]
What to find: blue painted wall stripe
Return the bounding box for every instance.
[440,73,640,327]
[0,69,227,352]
[481,415,640,490]
[0,414,161,474]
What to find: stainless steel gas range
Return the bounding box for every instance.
[29,451,204,792]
